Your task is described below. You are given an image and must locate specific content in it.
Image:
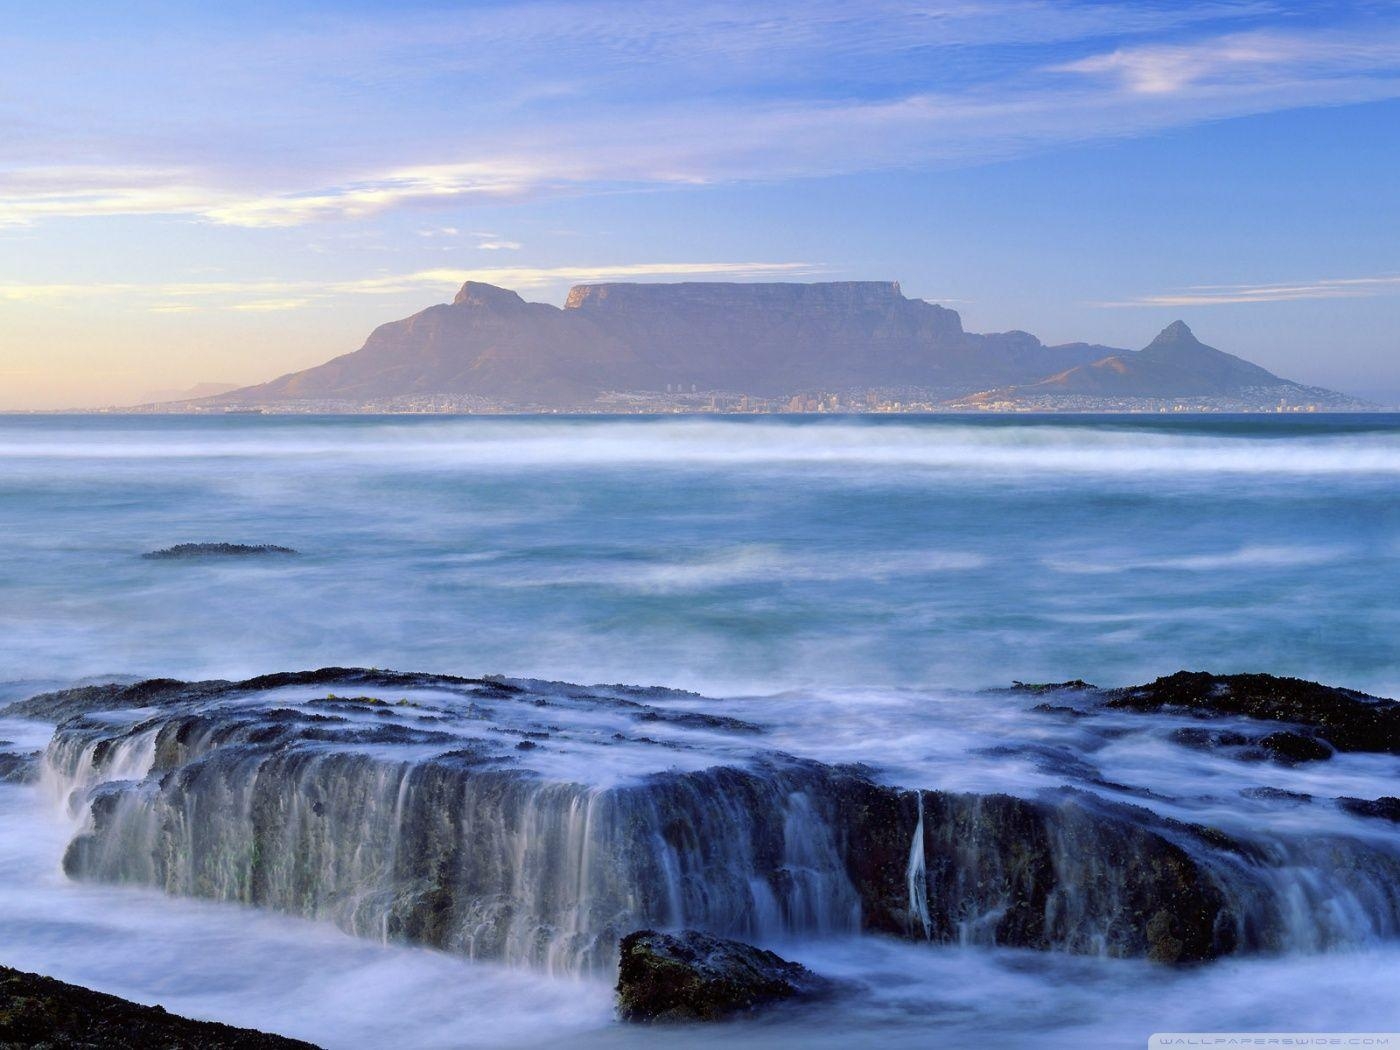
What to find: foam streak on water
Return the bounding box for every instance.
[0,413,1396,695]
[1,413,1398,1046]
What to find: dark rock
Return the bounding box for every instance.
[0,964,320,1048]
[1030,703,1091,718]
[615,930,829,1023]
[1337,796,1400,823]
[143,543,298,560]
[634,710,764,734]
[1011,680,1097,694]
[1106,672,1399,754]
[0,750,39,784]
[39,667,1400,972]
[1170,727,1252,752]
[1257,731,1333,764]
[1241,787,1313,805]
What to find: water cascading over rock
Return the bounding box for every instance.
[21,669,1400,974]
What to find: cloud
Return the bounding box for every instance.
[1052,28,1400,96]
[476,240,522,251]
[1098,274,1400,307]
[3,9,1399,228]
[0,261,825,311]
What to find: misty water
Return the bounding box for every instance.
[2,412,1398,1047]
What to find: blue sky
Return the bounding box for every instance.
[2,0,1399,407]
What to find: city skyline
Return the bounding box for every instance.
[3,1,1400,409]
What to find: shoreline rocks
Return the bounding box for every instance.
[17,667,1400,973]
[616,930,831,1022]
[1104,671,1399,755]
[0,964,320,1048]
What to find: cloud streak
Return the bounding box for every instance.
[0,261,826,310]
[3,8,1399,228]
[1099,274,1400,307]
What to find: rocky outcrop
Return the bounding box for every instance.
[0,965,320,1049]
[615,930,830,1022]
[1339,797,1400,823]
[143,543,298,560]
[26,668,1400,974]
[1105,671,1400,755]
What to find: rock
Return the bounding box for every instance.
[615,930,829,1022]
[1106,671,1399,754]
[1241,787,1313,805]
[1337,796,1400,823]
[0,749,39,784]
[34,668,1400,972]
[1257,731,1332,764]
[0,964,320,1048]
[143,543,298,560]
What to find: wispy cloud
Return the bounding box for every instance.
[1051,29,1400,95]
[3,7,1398,228]
[1099,274,1400,307]
[0,261,826,311]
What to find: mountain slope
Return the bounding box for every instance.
[966,320,1356,405]
[211,283,1351,409]
[214,281,1120,407]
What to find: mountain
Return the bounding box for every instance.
[964,320,1359,406]
[1014,321,1281,397]
[132,381,241,406]
[214,281,1121,407]
[208,281,1354,410]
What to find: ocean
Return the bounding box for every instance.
[1,412,1397,1048]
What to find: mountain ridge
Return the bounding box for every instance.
[205,281,1359,410]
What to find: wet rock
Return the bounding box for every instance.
[1010,679,1098,694]
[0,749,39,784]
[1241,787,1313,805]
[38,668,1400,973]
[1257,731,1332,764]
[143,543,299,560]
[0,964,320,1048]
[1337,796,1400,823]
[634,710,764,734]
[615,930,829,1022]
[1106,671,1399,754]
[1170,727,1252,752]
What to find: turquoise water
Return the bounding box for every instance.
[1,413,1396,695]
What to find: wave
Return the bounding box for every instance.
[1,416,1398,477]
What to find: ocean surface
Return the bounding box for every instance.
[1,412,1398,1048]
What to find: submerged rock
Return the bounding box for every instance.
[616,930,829,1022]
[142,543,299,560]
[1338,797,1400,823]
[1106,671,1399,754]
[0,964,320,1048]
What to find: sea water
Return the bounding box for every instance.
[1,412,1397,1047]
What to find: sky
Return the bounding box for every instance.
[1,0,1399,409]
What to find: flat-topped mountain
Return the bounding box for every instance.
[208,280,1354,410]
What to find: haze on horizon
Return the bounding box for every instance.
[2,1,1399,410]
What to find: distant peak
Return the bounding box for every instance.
[453,282,526,308]
[1159,320,1196,341]
[1141,319,1207,353]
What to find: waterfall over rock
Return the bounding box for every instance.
[21,669,1400,974]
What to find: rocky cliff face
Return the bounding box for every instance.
[216,281,1119,407]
